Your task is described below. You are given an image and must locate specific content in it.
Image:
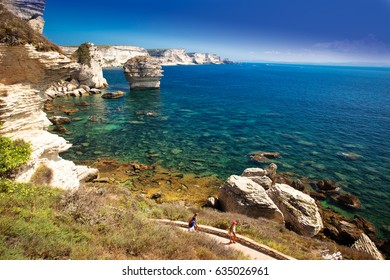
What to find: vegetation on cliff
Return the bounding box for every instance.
[0,4,61,52]
[0,135,31,177]
[72,43,92,66]
[0,180,246,260]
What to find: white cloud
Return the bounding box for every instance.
[313,34,390,55]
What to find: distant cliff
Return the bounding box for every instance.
[148,49,226,65]
[62,45,149,68]
[147,48,194,65]
[62,45,228,68]
[1,0,46,33]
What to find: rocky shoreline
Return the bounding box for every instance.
[76,158,387,259]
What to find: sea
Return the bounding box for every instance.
[53,63,390,237]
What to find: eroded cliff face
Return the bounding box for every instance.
[71,43,108,89]
[2,0,46,33]
[189,52,223,64]
[62,45,226,68]
[147,49,194,65]
[0,44,97,189]
[149,49,224,65]
[62,45,149,68]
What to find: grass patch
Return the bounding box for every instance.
[30,164,53,185]
[0,4,62,52]
[0,181,244,260]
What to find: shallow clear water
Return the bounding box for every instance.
[54,64,390,237]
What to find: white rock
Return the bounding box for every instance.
[248,176,273,190]
[2,0,46,33]
[189,52,224,64]
[242,168,266,177]
[0,45,97,190]
[218,175,284,223]
[267,184,323,237]
[352,233,384,260]
[148,49,194,66]
[71,43,108,89]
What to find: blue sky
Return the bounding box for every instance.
[43,0,390,64]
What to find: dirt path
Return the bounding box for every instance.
[158,220,295,260]
[191,229,276,260]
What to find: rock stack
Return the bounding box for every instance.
[123,56,163,90]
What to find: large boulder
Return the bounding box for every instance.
[267,183,323,237]
[218,175,284,223]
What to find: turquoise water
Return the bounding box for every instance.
[54,64,390,237]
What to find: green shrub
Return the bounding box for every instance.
[0,136,31,177]
[0,4,62,52]
[72,43,92,66]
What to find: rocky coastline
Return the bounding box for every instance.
[62,45,229,68]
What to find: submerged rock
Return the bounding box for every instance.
[101,91,124,99]
[315,179,338,193]
[49,116,71,125]
[331,193,361,209]
[123,56,163,90]
[339,152,362,160]
[249,151,280,163]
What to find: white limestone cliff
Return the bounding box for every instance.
[71,43,108,89]
[0,44,98,189]
[62,45,149,68]
[62,45,227,68]
[2,0,46,33]
[189,52,223,64]
[99,45,149,68]
[147,49,194,65]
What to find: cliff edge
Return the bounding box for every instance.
[0,4,97,189]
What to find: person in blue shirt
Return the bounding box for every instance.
[188,213,198,232]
